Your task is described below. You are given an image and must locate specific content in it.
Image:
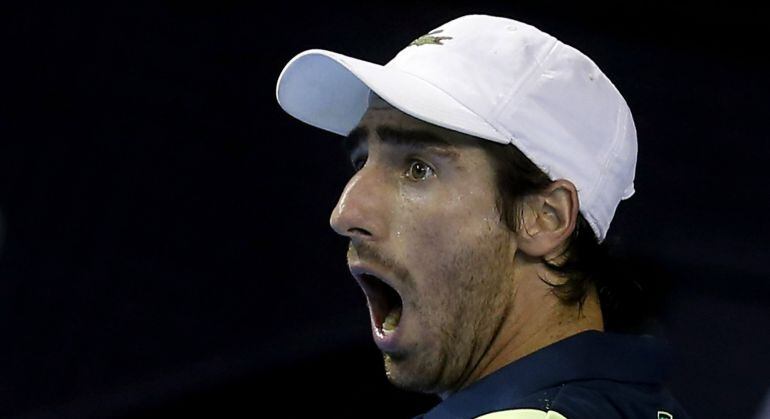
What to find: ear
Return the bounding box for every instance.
[516,179,579,258]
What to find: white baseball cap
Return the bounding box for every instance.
[275,14,637,242]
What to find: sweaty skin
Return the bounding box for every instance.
[330,95,604,398]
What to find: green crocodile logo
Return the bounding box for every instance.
[408,29,453,47]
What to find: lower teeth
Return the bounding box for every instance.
[382,307,402,332]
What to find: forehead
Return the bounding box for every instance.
[348,94,485,152]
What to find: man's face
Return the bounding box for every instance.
[329,97,519,395]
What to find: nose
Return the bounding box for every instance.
[330,165,388,241]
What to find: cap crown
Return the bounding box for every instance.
[386,15,637,241]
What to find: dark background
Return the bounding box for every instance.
[1,2,768,418]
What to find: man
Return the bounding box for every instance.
[276,14,690,419]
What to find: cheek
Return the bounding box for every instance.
[397,185,500,249]
[396,188,502,294]
[395,194,460,264]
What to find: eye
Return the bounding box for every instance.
[405,159,434,181]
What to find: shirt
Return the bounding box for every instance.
[416,330,691,419]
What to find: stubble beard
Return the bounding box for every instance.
[382,233,513,396]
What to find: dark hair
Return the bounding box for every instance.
[477,140,657,333]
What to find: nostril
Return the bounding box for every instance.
[348,227,373,237]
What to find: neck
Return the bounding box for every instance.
[443,264,604,399]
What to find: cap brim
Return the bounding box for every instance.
[275,49,508,144]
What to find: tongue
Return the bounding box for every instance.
[382,305,402,332]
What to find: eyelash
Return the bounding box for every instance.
[351,156,436,181]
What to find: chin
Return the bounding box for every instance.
[383,353,444,394]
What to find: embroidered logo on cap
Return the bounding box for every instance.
[408,29,453,47]
[657,412,673,419]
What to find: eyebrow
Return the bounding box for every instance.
[343,125,457,160]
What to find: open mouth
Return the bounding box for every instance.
[358,273,403,333]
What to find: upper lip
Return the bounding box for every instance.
[349,262,399,291]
